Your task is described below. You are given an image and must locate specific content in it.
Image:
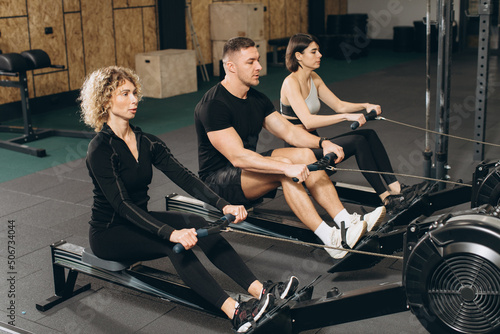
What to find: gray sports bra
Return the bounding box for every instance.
[280,77,321,118]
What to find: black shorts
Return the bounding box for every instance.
[203,150,276,207]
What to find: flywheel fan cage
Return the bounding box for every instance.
[426,253,500,333]
[475,167,500,207]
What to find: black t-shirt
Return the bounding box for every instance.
[86,123,229,239]
[194,83,275,180]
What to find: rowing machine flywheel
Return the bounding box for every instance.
[405,211,500,333]
[472,160,500,208]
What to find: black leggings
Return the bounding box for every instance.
[328,129,397,195]
[288,128,397,195]
[89,211,257,309]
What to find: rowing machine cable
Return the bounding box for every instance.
[373,116,500,148]
[221,227,404,260]
[326,166,473,188]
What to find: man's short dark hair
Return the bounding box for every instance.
[222,37,256,63]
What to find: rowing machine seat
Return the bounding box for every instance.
[82,248,133,272]
[0,53,28,73]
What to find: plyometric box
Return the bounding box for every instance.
[135,49,197,99]
[212,40,267,77]
[210,3,265,41]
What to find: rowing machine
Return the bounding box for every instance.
[36,241,232,317]
[165,156,500,274]
[165,178,472,273]
[36,204,500,333]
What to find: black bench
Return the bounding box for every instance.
[0,50,94,157]
[268,37,290,66]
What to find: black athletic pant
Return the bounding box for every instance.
[287,128,397,195]
[89,211,258,309]
[328,129,397,195]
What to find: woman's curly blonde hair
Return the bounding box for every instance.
[78,66,143,132]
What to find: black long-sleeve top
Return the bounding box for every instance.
[86,123,230,239]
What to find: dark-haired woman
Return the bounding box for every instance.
[280,33,428,213]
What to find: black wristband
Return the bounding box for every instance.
[319,137,327,148]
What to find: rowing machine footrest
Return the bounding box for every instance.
[82,248,132,272]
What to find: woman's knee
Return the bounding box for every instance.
[351,135,368,150]
[359,129,379,141]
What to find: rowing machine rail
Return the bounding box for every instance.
[36,241,227,316]
[35,240,408,333]
[165,182,471,273]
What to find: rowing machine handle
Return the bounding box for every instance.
[292,152,337,182]
[173,214,235,253]
[350,109,377,130]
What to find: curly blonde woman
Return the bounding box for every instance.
[79,66,298,332]
[79,66,142,132]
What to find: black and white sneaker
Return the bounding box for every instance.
[261,276,299,300]
[385,182,437,215]
[401,181,432,198]
[232,293,274,333]
[384,194,410,215]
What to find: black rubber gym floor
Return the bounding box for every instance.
[1,47,499,333]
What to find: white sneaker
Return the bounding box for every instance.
[363,206,386,232]
[325,218,367,259]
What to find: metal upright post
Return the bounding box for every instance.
[423,0,433,178]
[473,0,492,161]
[434,0,454,189]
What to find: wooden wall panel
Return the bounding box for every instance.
[1,0,315,106]
[81,0,115,73]
[0,85,21,105]
[0,17,30,53]
[268,0,286,39]
[0,0,27,17]
[0,17,31,104]
[114,8,144,69]
[263,0,271,41]
[326,0,341,16]
[286,0,302,37]
[300,0,308,33]
[27,0,67,72]
[64,13,85,90]
[0,0,159,106]
[113,0,155,8]
[63,0,80,12]
[340,0,347,14]
[189,0,211,64]
[187,0,308,65]
[143,6,158,52]
[33,71,68,96]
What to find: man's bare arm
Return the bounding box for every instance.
[263,111,345,163]
[207,127,308,178]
